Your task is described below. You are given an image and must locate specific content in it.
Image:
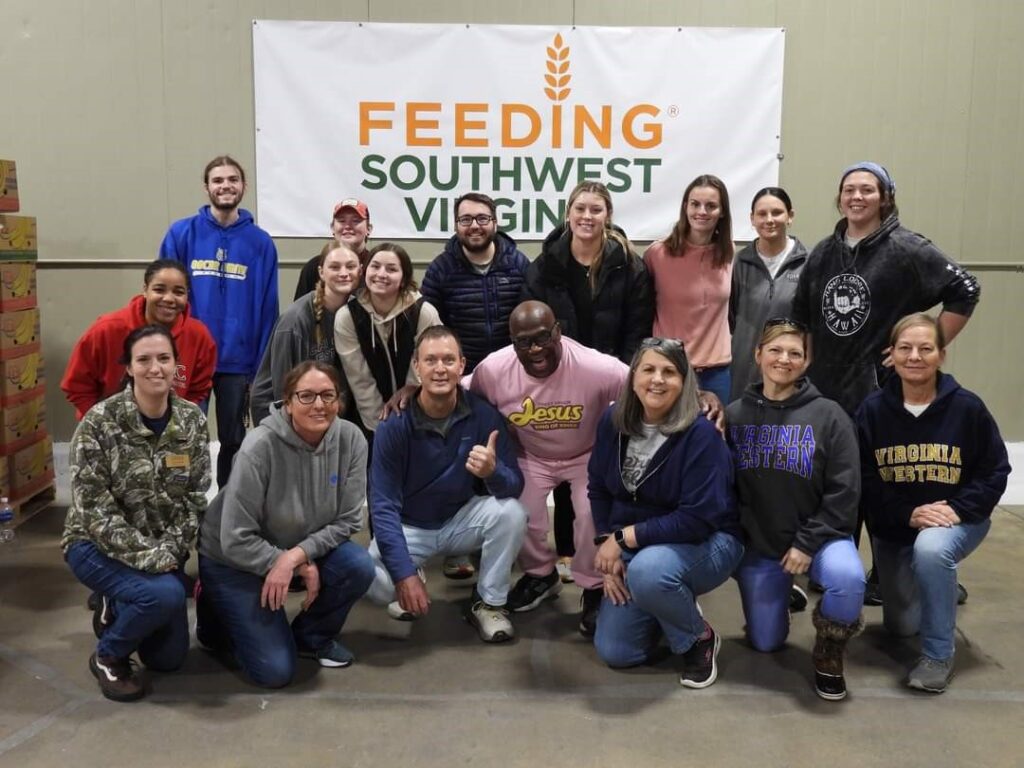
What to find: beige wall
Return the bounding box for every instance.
[4,0,1022,439]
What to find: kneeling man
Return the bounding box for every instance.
[366,326,527,642]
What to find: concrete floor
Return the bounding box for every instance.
[1,503,1023,768]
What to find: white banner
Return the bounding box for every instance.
[253,22,784,241]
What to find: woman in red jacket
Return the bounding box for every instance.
[61,259,217,419]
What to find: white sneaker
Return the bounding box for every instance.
[387,601,417,621]
[467,600,514,643]
[386,567,426,622]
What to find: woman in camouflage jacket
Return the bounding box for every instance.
[62,325,210,702]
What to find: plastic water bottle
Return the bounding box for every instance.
[0,497,15,543]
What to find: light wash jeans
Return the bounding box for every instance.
[593,531,744,668]
[734,537,865,652]
[872,519,990,660]
[367,495,527,607]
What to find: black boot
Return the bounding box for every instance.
[811,601,864,701]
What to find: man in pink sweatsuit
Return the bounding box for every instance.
[470,301,627,637]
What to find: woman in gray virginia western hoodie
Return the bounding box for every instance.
[197,361,374,687]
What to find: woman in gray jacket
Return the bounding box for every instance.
[728,187,808,402]
[197,361,374,688]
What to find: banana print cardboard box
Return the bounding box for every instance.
[0,394,46,454]
[9,435,53,499]
[0,160,18,213]
[0,351,44,403]
[0,215,36,260]
[0,307,41,359]
[0,262,37,311]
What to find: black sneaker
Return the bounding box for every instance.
[679,625,721,689]
[89,652,145,702]
[298,639,355,668]
[578,587,602,637]
[863,570,883,606]
[92,595,114,639]
[957,583,968,606]
[789,584,808,613]
[814,669,847,701]
[87,590,100,611]
[506,571,562,613]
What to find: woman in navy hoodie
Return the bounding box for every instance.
[588,338,742,690]
[726,319,864,701]
[856,313,1009,693]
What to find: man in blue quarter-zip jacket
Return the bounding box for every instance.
[160,155,279,488]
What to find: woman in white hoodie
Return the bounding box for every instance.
[334,242,441,434]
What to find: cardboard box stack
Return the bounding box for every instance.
[0,159,54,521]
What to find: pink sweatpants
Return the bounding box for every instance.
[516,451,600,589]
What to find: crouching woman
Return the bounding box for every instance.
[197,361,375,688]
[588,337,743,689]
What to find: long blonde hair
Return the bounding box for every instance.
[565,181,636,292]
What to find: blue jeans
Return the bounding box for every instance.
[873,520,990,660]
[65,541,189,670]
[213,372,249,488]
[734,537,865,652]
[197,540,374,688]
[366,495,527,607]
[696,365,731,405]
[593,531,743,668]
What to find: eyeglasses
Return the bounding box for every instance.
[455,214,495,227]
[512,327,558,350]
[291,389,339,405]
[763,317,808,333]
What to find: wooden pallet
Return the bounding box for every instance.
[9,481,56,526]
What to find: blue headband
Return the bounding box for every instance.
[840,162,896,195]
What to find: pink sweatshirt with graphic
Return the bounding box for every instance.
[470,337,628,460]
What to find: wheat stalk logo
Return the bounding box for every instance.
[544,33,571,102]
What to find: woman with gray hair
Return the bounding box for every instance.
[587,337,743,689]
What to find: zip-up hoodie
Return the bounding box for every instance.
[159,206,279,377]
[728,237,808,401]
[370,388,524,583]
[588,407,740,546]
[792,215,979,414]
[61,294,217,419]
[333,290,441,431]
[199,403,368,576]
[726,378,860,559]
[420,231,530,372]
[855,371,1010,546]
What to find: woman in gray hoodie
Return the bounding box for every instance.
[197,361,374,688]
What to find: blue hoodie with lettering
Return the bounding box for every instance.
[160,206,279,377]
[855,372,1010,546]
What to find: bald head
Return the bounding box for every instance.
[510,300,556,336]
[509,301,562,378]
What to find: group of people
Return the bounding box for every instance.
[59,155,1009,706]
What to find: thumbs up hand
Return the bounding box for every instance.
[466,429,499,479]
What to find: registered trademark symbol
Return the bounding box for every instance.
[667,105,679,118]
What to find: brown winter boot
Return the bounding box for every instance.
[811,601,864,701]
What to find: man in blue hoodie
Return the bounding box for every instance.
[366,326,527,644]
[159,155,279,487]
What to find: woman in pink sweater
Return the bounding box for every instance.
[644,174,735,402]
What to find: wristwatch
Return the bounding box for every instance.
[614,529,633,551]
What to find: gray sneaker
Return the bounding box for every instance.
[906,656,954,693]
[466,600,514,643]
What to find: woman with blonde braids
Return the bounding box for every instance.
[250,244,362,426]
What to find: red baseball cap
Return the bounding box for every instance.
[333,199,370,220]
